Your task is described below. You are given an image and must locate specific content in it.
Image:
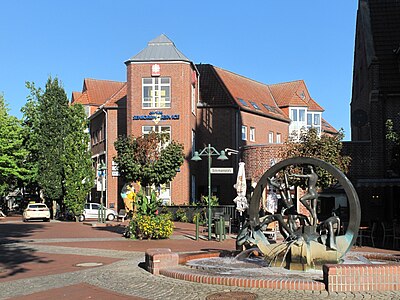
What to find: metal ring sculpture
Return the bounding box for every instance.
[237,157,361,270]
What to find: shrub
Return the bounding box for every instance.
[201,195,219,206]
[160,206,173,220]
[124,189,174,240]
[175,207,189,222]
[128,212,174,240]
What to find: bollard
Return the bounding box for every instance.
[219,216,224,242]
[195,217,199,241]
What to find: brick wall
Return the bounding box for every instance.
[242,144,283,182]
[324,263,400,292]
[126,62,198,205]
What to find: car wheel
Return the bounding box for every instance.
[23,218,27,222]
[107,214,115,221]
[44,218,50,222]
[78,215,85,222]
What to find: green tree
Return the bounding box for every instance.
[36,77,69,202]
[22,77,94,217]
[279,128,351,188]
[114,132,184,188]
[0,94,29,195]
[63,104,95,218]
[21,83,42,191]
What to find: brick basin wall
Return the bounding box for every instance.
[323,263,400,292]
[145,248,178,275]
[146,248,400,292]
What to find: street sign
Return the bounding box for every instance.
[112,160,120,177]
[210,167,233,174]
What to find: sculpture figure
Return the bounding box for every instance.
[291,165,318,225]
[236,157,361,270]
[318,212,341,250]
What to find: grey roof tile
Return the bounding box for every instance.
[126,34,190,63]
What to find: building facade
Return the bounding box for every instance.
[344,0,400,223]
[72,34,337,212]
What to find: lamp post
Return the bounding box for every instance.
[98,161,107,223]
[191,144,228,240]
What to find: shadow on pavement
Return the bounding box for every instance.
[0,223,53,278]
[92,224,126,235]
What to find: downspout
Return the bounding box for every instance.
[102,107,108,208]
[236,107,241,168]
[193,63,200,204]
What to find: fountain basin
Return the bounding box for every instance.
[146,248,400,292]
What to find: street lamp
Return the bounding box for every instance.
[191,144,228,240]
[98,161,107,223]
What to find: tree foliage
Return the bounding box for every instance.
[63,104,95,216]
[279,128,351,188]
[0,94,29,195]
[386,119,400,176]
[22,77,94,214]
[114,132,184,187]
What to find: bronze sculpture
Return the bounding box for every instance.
[236,157,361,270]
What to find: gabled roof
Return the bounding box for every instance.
[71,91,89,105]
[214,66,290,121]
[125,34,190,63]
[71,91,82,103]
[307,98,324,112]
[196,64,235,107]
[197,64,290,122]
[268,80,309,107]
[268,80,325,114]
[103,83,127,108]
[72,79,126,107]
[322,118,338,135]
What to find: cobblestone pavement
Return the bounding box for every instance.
[1,219,400,299]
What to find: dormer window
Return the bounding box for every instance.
[250,101,261,110]
[238,98,250,107]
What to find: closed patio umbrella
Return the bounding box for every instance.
[233,162,248,215]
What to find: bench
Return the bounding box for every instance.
[117,209,127,222]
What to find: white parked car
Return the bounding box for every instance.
[79,203,117,221]
[23,203,51,222]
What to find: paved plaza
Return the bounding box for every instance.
[1,216,400,300]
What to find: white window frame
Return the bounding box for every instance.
[289,106,308,139]
[250,127,255,142]
[142,77,171,109]
[268,131,274,144]
[306,112,322,136]
[242,125,247,141]
[299,109,306,122]
[276,133,281,144]
[191,84,196,115]
[290,108,298,121]
[314,114,321,126]
[142,125,171,147]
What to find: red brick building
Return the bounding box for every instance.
[72,34,337,211]
[344,0,400,223]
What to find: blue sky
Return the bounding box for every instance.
[1,1,357,140]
